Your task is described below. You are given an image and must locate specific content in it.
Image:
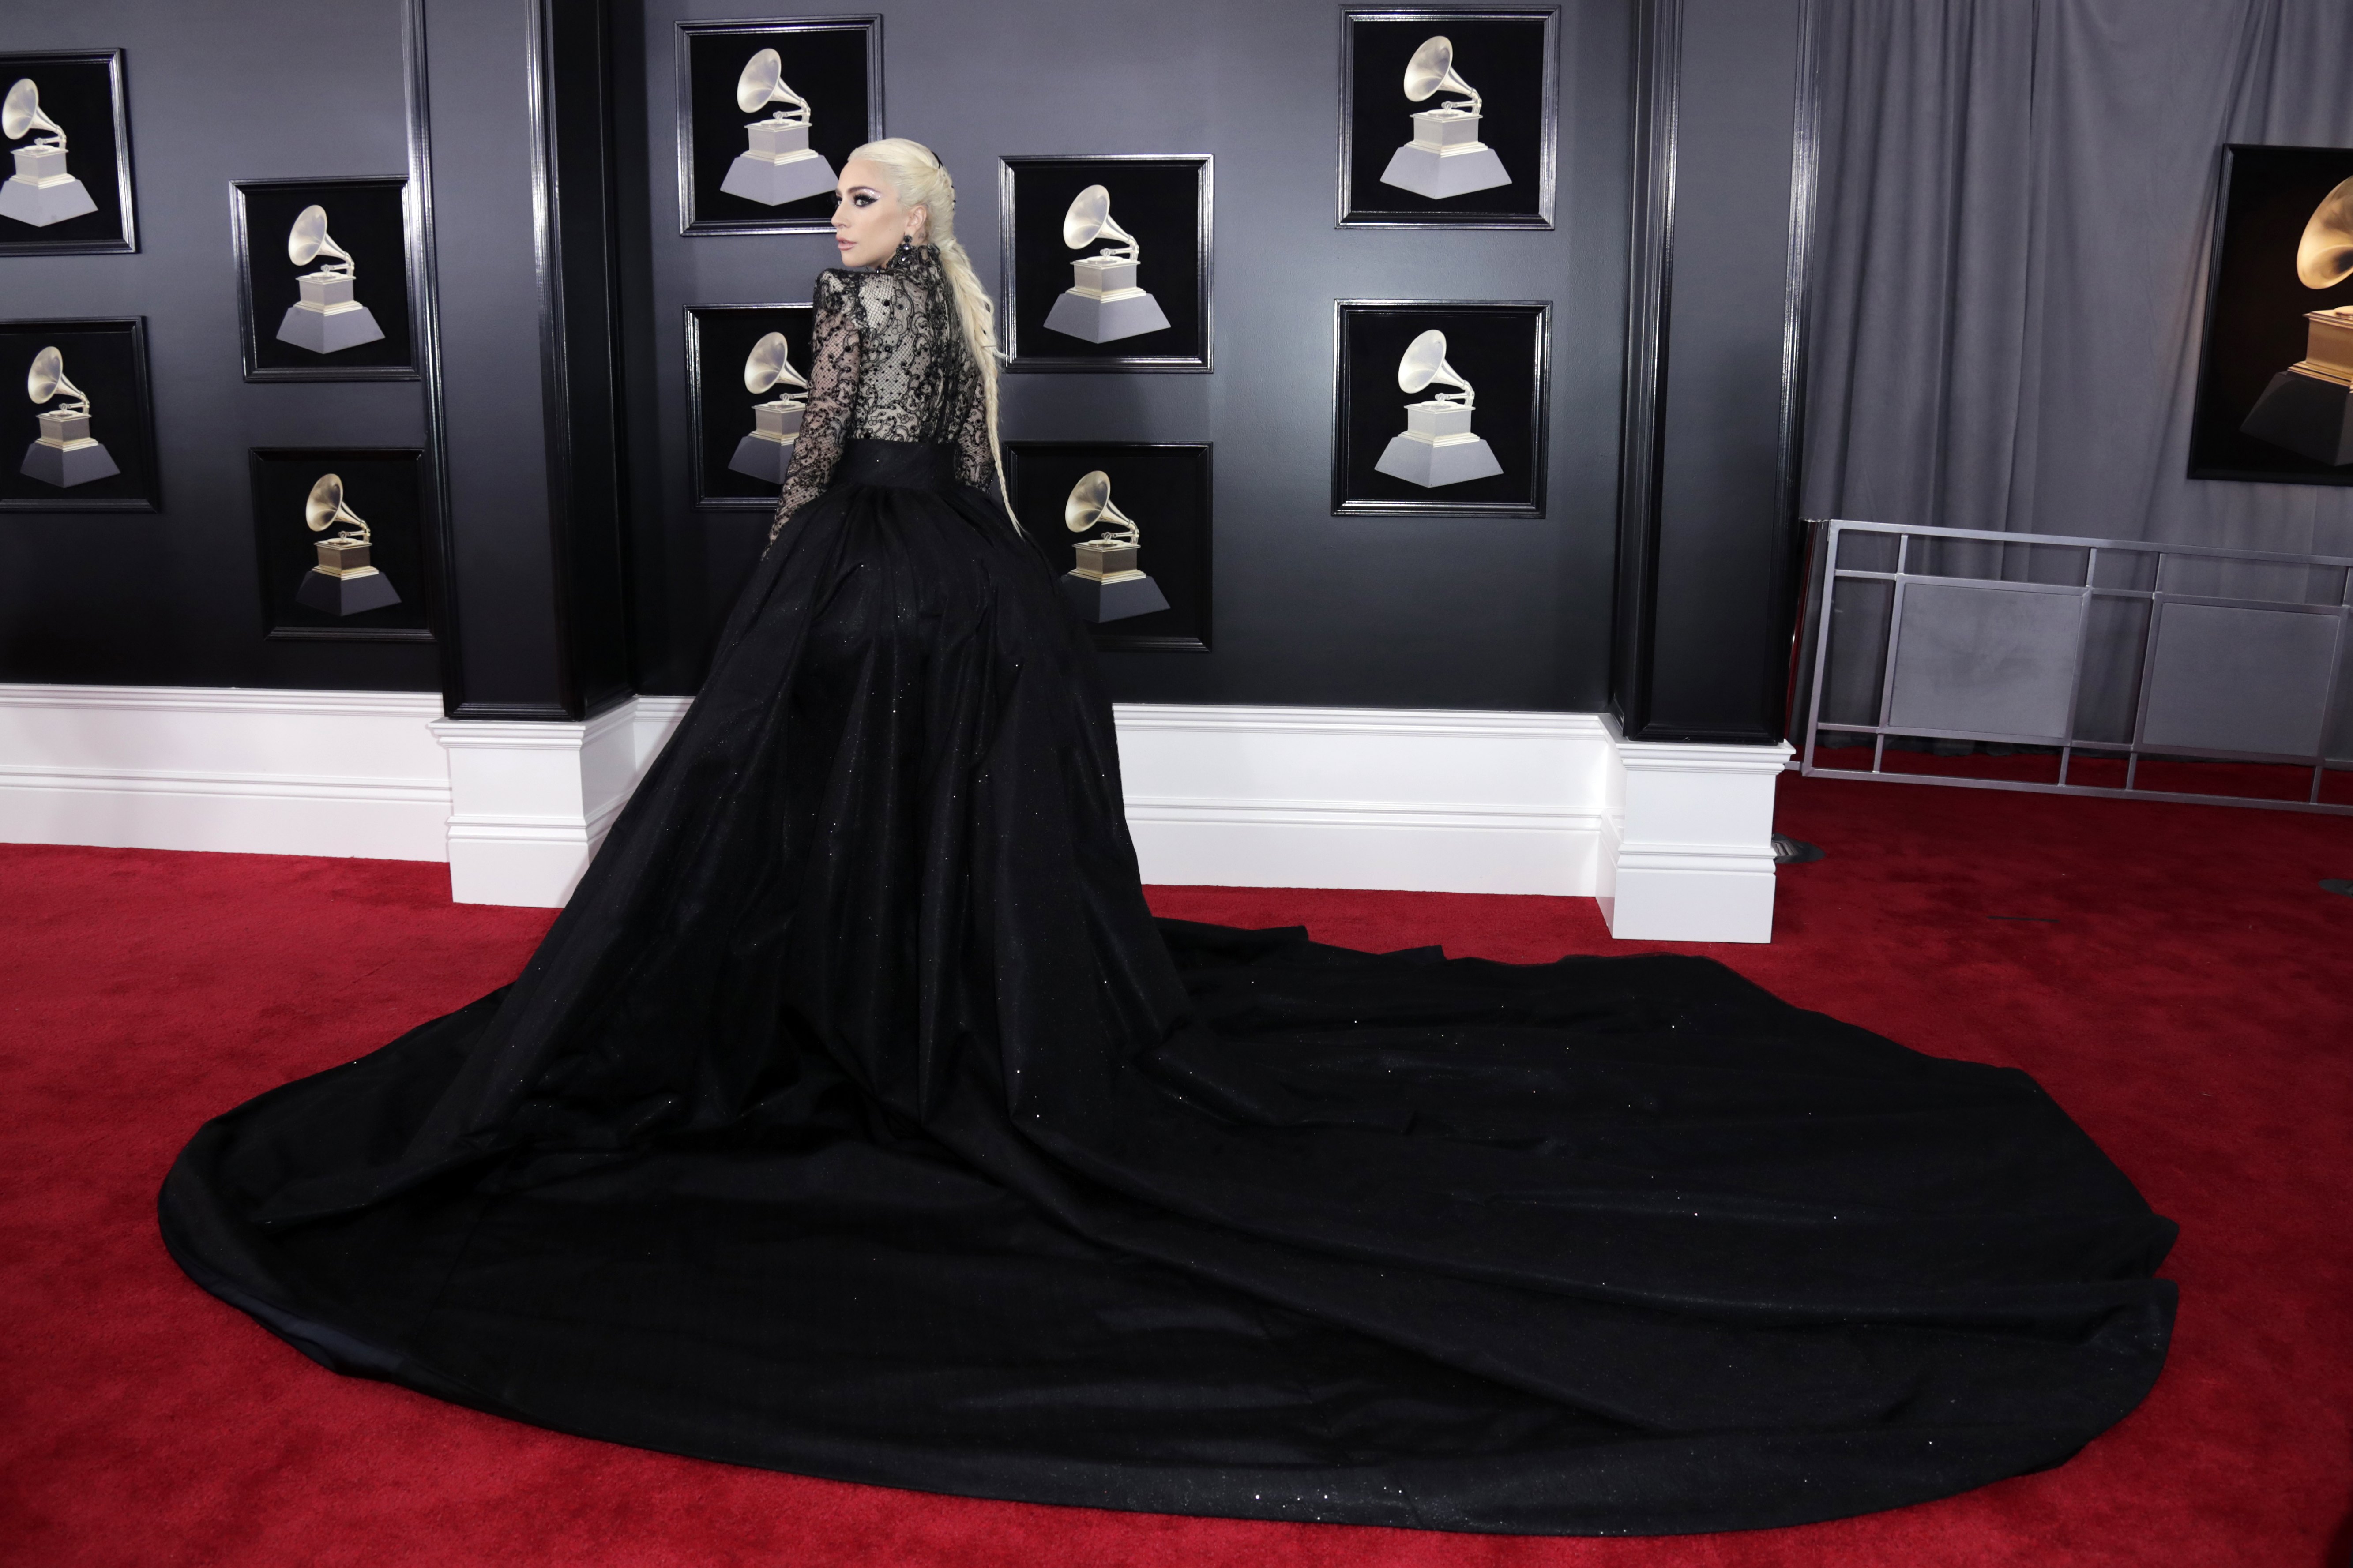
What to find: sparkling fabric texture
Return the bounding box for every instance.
[773,245,996,538]
[158,253,2176,1538]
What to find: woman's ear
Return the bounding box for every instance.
[905,205,929,241]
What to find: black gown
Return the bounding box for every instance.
[160,246,2176,1536]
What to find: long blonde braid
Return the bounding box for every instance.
[848,138,1013,520]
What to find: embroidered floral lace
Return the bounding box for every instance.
[770,244,999,541]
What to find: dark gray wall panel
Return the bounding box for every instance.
[1643,0,1803,739]
[0,0,433,690]
[423,0,565,712]
[626,0,1631,710]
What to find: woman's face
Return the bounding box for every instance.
[832,159,926,269]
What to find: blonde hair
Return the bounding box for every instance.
[848,138,1011,516]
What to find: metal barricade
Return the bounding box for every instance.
[1792,518,2353,813]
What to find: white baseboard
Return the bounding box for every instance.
[1114,705,1608,895]
[0,684,1789,939]
[1597,717,1793,943]
[0,683,450,862]
[431,701,641,906]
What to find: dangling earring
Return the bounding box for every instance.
[895,232,914,263]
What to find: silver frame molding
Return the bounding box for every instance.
[1335,7,1560,232]
[249,444,433,645]
[0,47,138,257]
[1330,297,1552,518]
[0,313,159,514]
[227,175,422,384]
[674,15,884,239]
[1001,440,1215,653]
[996,154,1215,375]
[683,300,814,512]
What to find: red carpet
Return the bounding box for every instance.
[3,772,2349,1567]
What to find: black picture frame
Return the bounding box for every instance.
[684,301,815,509]
[1003,441,1213,653]
[998,155,1213,373]
[1337,9,1558,230]
[2188,143,2353,486]
[0,316,158,512]
[230,177,419,382]
[0,49,137,256]
[249,447,432,642]
[676,16,882,237]
[1332,299,1550,516]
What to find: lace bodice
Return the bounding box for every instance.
[771,244,1000,539]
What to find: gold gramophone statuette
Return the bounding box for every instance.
[294,473,403,616]
[1058,469,1170,624]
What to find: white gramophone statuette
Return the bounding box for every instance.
[0,79,100,228]
[1373,329,1503,488]
[1058,469,1170,623]
[727,331,808,483]
[20,346,120,488]
[1378,38,1511,201]
[295,473,402,616]
[1041,186,1172,345]
[277,205,388,355]
[2238,175,2353,466]
[719,49,836,207]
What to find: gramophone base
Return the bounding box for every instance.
[2240,368,2353,466]
[1379,143,1511,200]
[20,438,120,488]
[1375,431,1503,488]
[296,567,402,616]
[1043,288,1172,344]
[278,301,387,355]
[1059,570,1170,624]
[727,430,797,482]
[0,174,98,228]
[721,151,837,207]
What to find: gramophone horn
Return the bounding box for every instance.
[743,330,806,395]
[304,473,372,543]
[1061,185,1140,261]
[1402,36,1481,116]
[288,205,356,276]
[2,79,65,147]
[735,48,808,120]
[2297,175,2353,290]
[26,345,88,414]
[1397,328,1474,405]
[1064,469,1139,539]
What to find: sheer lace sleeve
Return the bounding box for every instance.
[770,271,862,544]
[949,363,1004,507]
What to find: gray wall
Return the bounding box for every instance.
[623,0,1633,710]
[0,0,436,692]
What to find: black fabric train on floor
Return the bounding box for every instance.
[161,247,2175,1537]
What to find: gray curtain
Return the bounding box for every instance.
[1800,0,2353,760]
[1802,0,2353,559]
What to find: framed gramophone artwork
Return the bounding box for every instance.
[2188,144,2353,486]
[1332,299,1549,516]
[0,316,158,512]
[249,447,431,642]
[0,49,137,256]
[676,17,882,236]
[684,302,816,508]
[230,177,417,381]
[1002,442,1212,652]
[1337,9,1558,229]
[998,155,1213,372]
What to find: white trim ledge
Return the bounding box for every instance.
[431,701,641,907]
[0,686,1794,940]
[1596,714,1792,943]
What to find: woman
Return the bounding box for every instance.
[161,141,2175,1537]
